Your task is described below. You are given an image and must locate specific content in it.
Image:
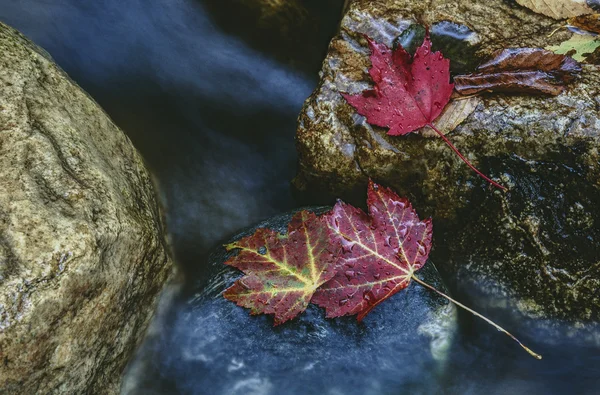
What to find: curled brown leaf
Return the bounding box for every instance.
[568,13,600,34]
[454,48,581,96]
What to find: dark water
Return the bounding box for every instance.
[1,1,599,394]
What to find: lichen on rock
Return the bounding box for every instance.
[0,22,172,393]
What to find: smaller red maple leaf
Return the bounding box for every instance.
[342,33,506,190]
[311,180,432,321]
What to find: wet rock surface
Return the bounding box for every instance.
[123,208,457,395]
[436,148,600,322]
[0,22,172,393]
[294,0,600,322]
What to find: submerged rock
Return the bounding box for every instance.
[0,23,172,393]
[133,208,456,395]
[294,0,600,322]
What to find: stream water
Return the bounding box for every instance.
[1,1,599,394]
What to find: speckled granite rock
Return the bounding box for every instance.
[0,22,172,393]
[294,0,600,322]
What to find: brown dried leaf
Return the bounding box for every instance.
[568,13,600,34]
[454,48,581,96]
[516,0,594,19]
[476,48,578,73]
[586,45,600,63]
[454,71,564,95]
[420,96,482,137]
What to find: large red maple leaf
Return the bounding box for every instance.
[311,180,432,321]
[342,33,505,190]
[342,34,453,136]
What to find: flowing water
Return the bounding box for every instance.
[1,1,599,394]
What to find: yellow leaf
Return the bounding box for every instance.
[547,34,600,63]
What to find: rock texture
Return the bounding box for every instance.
[0,23,172,393]
[294,0,600,322]
[122,208,456,395]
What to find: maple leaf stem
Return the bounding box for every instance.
[426,123,507,191]
[411,275,542,360]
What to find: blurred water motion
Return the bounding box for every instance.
[2,1,600,394]
[0,0,342,279]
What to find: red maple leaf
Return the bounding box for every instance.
[311,180,432,320]
[223,211,339,325]
[342,33,506,190]
[223,182,541,359]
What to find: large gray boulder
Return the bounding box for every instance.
[0,23,172,393]
[294,0,600,323]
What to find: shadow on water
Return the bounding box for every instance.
[2,1,600,394]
